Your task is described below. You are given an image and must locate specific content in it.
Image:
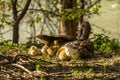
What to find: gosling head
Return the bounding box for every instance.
[54,40,59,45]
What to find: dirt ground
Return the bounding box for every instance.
[0,50,120,80]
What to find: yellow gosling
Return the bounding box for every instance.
[56,47,70,61]
[41,45,49,55]
[28,45,41,56]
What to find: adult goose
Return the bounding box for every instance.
[57,21,94,60]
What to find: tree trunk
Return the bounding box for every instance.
[11,0,31,43]
[13,23,19,43]
[60,0,78,37]
[12,0,18,43]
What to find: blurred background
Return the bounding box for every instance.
[0,0,120,43]
[89,0,120,40]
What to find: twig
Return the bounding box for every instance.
[87,0,101,9]
[11,63,32,74]
[36,2,60,17]
[32,57,56,64]
[17,0,32,23]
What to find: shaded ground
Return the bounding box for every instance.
[0,50,120,80]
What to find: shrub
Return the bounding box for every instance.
[0,40,26,54]
[92,33,120,55]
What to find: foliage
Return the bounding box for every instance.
[62,3,101,21]
[71,65,93,78]
[0,0,12,28]
[86,5,101,17]
[62,8,78,20]
[36,64,44,71]
[92,33,120,54]
[0,0,101,41]
[0,40,26,54]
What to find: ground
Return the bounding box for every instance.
[0,49,120,80]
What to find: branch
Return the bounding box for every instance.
[17,0,31,23]
[37,1,61,17]
[11,63,32,74]
[87,0,101,9]
[28,8,61,17]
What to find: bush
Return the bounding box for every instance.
[92,33,120,55]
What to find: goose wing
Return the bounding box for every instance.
[35,34,76,46]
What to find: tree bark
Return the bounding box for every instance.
[60,0,78,37]
[13,23,19,43]
[11,0,31,43]
[12,0,18,43]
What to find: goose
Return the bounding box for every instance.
[57,21,94,60]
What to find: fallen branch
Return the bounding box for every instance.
[11,63,32,74]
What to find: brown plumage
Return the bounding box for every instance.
[77,21,91,40]
[35,35,76,46]
[35,35,76,56]
[57,21,94,60]
[57,40,94,59]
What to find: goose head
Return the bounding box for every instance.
[77,21,91,41]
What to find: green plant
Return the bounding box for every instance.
[0,40,26,54]
[70,61,91,77]
[71,69,81,77]
[63,75,69,80]
[35,58,47,71]
[36,64,44,71]
[103,65,109,73]
[40,75,46,80]
[85,68,93,78]
[92,33,120,54]
[71,66,93,78]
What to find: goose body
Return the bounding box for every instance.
[57,39,94,60]
[64,40,94,59]
[64,41,80,59]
